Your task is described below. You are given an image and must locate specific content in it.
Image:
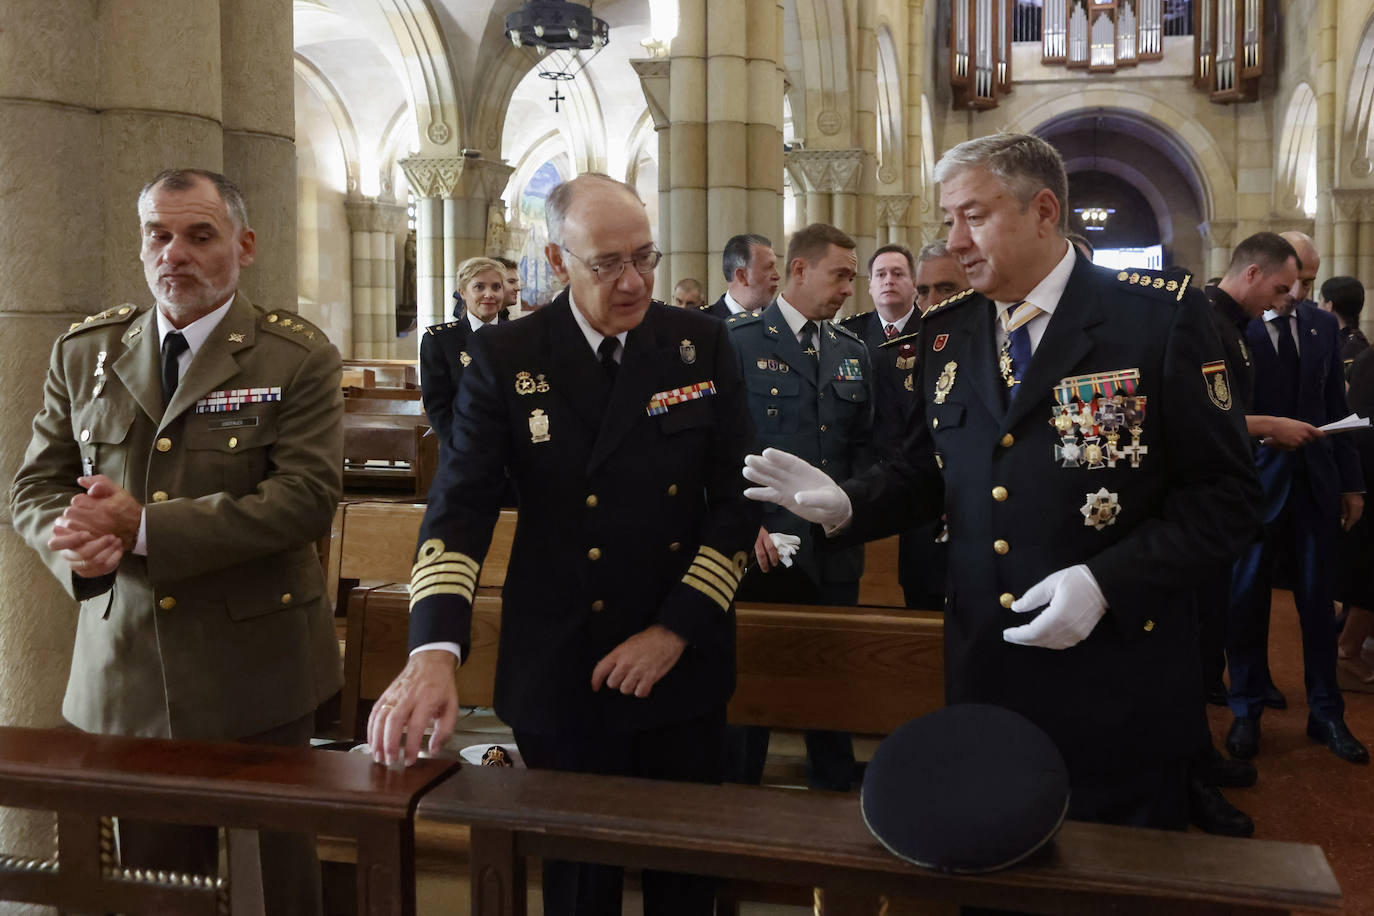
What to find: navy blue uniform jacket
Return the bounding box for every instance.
[408,292,760,734]
[419,310,509,445]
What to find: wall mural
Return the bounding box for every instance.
[519,160,565,307]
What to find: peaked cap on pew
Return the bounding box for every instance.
[861,703,1069,873]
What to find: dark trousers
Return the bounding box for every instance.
[1197,566,1231,696]
[728,571,857,791]
[1227,471,1344,721]
[116,712,323,916]
[514,708,725,916]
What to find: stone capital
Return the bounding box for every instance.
[876,194,915,227]
[344,197,408,234]
[400,155,515,202]
[1197,219,1236,249]
[1330,188,1374,221]
[784,149,865,194]
[632,59,671,130]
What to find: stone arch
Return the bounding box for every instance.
[1060,156,1175,247]
[1342,13,1374,180]
[1276,82,1318,216]
[375,0,462,151]
[624,109,658,187]
[786,0,852,142]
[294,55,362,196]
[875,23,904,188]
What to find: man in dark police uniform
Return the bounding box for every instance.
[743,133,1261,829]
[370,173,759,916]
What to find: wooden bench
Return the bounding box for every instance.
[0,726,455,916]
[342,358,419,389]
[341,390,434,494]
[418,765,1342,916]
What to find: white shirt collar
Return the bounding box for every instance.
[774,294,816,343]
[568,290,628,360]
[466,309,499,333]
[994,241,1075,322]
[880,306,915,334]
[723,290,749,314]
[156,295,234,357]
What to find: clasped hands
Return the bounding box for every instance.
[741,448,1108,649]
[47,474,142,579]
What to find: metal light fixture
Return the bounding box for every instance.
[1074,207,1115,231]
[506,0,610,85]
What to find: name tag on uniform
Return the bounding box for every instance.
[195,387,282,413]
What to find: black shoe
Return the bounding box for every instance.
[1200,746,1257,788]
[1205,683,1228,707]
[1263,683,1287,710]
[1306,716,1370,764]
[1188,778,1255,837]
[1226,717,1260,759]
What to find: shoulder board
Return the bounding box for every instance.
[64,304,140,336]
[1114,269,1193,303]
[879,329,920,349]
[829,320,862,342]
[261,310,326,346]
[924,287,977,317]
[726,311,763,327]
[838,312,870,331]
[426,320,464,335]
[697,302,714,312]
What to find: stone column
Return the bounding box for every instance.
[668,0,709,295]
[1313,0,1337,269]
[345,198,408,358]
[906,0,931,240]
[876,195,914,247]
[852,0,878,281]
[1329,190,1362,279]
[634,59,673,301]
[745,0,786,250]
[706,0,748,274]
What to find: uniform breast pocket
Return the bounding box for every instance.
[930,403,965,434]
[829,379,869,422]
[184,414,279,497]
[75,401,138,487]
[746,373,801,433]
[657,397,715,435]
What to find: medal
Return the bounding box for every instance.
[998,341,1015,388]
[529,408,550,443]
[933,361,957,404]
[460,351,472,367]
[680,339,697,365]
[515,371,535,395]
[1080,487,1122,530]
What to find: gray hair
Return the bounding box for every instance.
[545,172,643,247]
[916,240,952,264]
[138,168,250,229]
[933,133,1069,232]
[722,233,773,282]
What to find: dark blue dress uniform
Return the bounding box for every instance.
[840,256,1261,827]
[418,309,508,445]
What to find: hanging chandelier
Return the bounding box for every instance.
[1074,207,1115,232]
[505,0,610,83]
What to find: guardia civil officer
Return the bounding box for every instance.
[370,173,759,916]
[743,133,1261,829]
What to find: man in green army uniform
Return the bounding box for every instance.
[11,168,342,916]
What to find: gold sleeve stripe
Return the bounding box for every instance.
[696,545,737,578]
[687,562,737,598]
[412,539,479,574]
[412,561,479,584]
[410,583,474,608]
[683,574,732,612]
[694,552,739,588]
[412,569,477,595]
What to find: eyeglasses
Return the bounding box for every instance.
[561,246,662,283]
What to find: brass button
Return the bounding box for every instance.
[668,541,681,552]
[999,593,1015,609]
[587,547,602,561]
[151,490,168,503]
[821,458,829,466]
[117,306,132,316]
[935,454,944,469]
[932,418,939,430]
[993,539,1010,555]
[1144,619,1155,632]
[591,600,605,613]
[158,596,176,611]
[770,387,779,396]
[80,428,91,442]
[155,437,172,452]
[992,486,1008,502]
[1000,433,1014,448]
[228,436,238,449]
[280,593,293,605]
[585,494,598,508]
[667,484,678,496]
[819,424,828,432]
[267,314,279,323]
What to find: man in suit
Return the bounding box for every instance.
[728,223,874,791]
[1224,231,1368,764]
[702,233,780,319]
[914,239,971,315]
[743,133,1261,829]
[370,173,759,916]
[10,168,343,914]
[672,277,705,310]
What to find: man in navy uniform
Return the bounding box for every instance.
[743,133,1261,828]
[728,222,873,791]
[370,173,759,915]
[703,233,780,319]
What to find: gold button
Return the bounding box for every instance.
[80,429,91,442]
[993,539,1010,555]
[1144,619,1155,632]
[668,541,681,552]
[820,424,828,432]
[1000,593,1015,608]
[1000,434,1014,448]
[821,458,829,466]
[667,484,678,496]
[591,600,605,613]
[992,486,1008,501]
[770,387,779,396]
[117,306,131,316]
[155,437,172,452]
[932,418,940,430]
[587,547,601,561]
[158,596,176,611]
[586,494,598,508]
[935,454,944,469]
[152,490,168,503]
[280,593,293,605]
[267,314,279,323]
[228,436,238,449]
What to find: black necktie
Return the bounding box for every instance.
[800,321,819,361]
[1274,314,1300,415]
[598,336,619,383]
[161,331,189,406]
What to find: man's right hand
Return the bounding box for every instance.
[367,649,460,768]
[1253,416,1323,450]
[754,526,780,571]
[742,448,852,529]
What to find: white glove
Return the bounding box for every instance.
[1002,565,1108,650]
[768,532,801,568]
[743,448,853,530]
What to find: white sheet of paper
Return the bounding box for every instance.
[1319,413,1371,434]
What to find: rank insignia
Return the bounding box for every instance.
[932,333,949,352]
[680,339,697,365]
[529,408,550,443]
[93,351,107,377]
[480,746,514,767]
[228,332,245,343]
[460,351,472,367]
[1201,360,1231,410]
[515,371,536,395]
[128,325,143,339]
[933,361,957,404]
[1080,487,1122,530]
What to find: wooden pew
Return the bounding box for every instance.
[342,358,419,389]
[0,726,454,916]
[418,766,1342,916]
[341,390,428,493]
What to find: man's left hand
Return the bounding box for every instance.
[1003,565,1107,649]
[1342,492,1365,532]
[591,625,687,698]
[48,523,123,578]
[60,475,142,550]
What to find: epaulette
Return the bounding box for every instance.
[64,304,139,335]
[830,320,862,342]
[697,302,714,312]
[923,287,977,317]
[726,310,763,327]
[838,312,869,331]
[261,310,326,345]
[426,320,464,335]
[1114,268,1192,303]
[879,329,920,349]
